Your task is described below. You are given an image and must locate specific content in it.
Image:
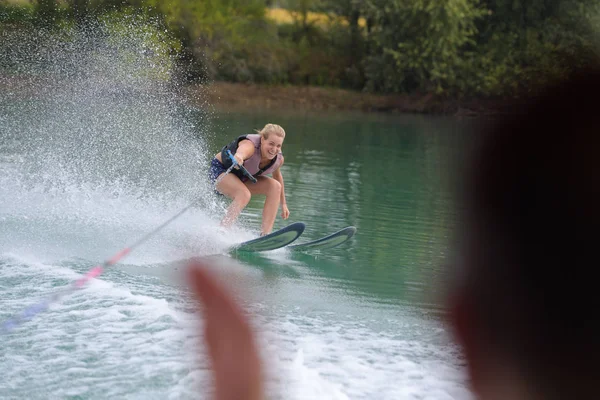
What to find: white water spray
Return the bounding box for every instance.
[0,15,230,263]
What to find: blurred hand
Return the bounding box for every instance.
[187,262,263,400]
[233,154,244,169]
[280,204,290,220]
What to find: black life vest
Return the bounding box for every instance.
[220,135,278,180]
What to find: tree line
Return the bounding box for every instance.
[2,0,599,98]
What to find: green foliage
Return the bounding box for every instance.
[363,0,487,95]
[314,0,368,89]
[144,0,282,83]
[98,9,179,83]
[2,0,600,98]
[464,0,600,96]
[0,2,35,25]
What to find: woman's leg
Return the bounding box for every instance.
[246,177,281,235]
[216,174,252,228]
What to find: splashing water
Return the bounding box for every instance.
[2,15,207,193]
[0,12,243,334]
[0,14,237,263]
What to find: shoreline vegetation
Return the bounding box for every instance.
[2,1,598,117]
[1,72,505,116]
[196,81,509,116]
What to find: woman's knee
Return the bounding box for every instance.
[267,179,281,196]
[234,188,252,206]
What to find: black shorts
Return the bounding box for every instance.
[209,158,249,185]
[209,158,228,185]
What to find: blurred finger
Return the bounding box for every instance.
[187,261,264,400]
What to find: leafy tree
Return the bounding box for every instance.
[316,0,368,88]
[472,0,600,95]
[363,0,486,95]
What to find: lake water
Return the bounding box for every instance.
[1,25,473,400]
[207,109,464,312]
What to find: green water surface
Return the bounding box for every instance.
[203,109,466,313]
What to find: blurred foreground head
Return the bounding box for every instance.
[450,66,600,400]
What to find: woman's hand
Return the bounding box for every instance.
[233,153,244,168]
[281,204,290,220]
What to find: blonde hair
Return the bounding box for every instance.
[255,123,286,140]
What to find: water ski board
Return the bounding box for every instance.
[231,222,306,252]
[287,226,357,251]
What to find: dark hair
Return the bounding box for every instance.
[458,67,600,398]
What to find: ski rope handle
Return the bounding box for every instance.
[226,150,257,184]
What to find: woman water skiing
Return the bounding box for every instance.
[209,123,290,235]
